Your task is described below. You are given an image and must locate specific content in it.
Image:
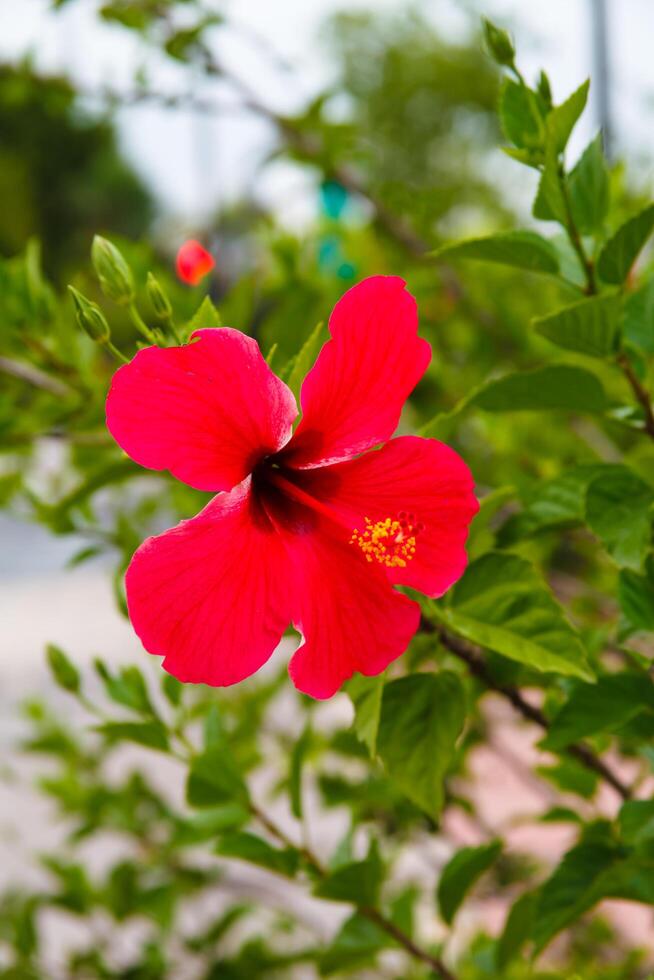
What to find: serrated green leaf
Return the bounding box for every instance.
[568,133,609,234]
[437,840,501,924]
[434,231,559,274]
[187,295,221,334]
[547,79,589,152]
[471,365,606,413]
[533,139,567,224]
[498,464,606,544]
[542,673,654,750]
[500,79,546,149]
[216,832,299,877]
[46,644,80,694]
[585,465,654,569]
[440,552,594,681]
[534,295,620,357]
[597,204,654,284]
[537,758,598,798]
[377,673,465,817]
[345,674,384,756]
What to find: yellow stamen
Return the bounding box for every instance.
[349,514,420,568]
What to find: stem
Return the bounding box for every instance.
[128,303,160,346]
[105,340,129,364]
[0,354,75,398]
[617,351,654,441]
[248,802,457,979]
[424,620,632,801]
[557,166,597,294]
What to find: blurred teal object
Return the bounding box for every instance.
[317,236,340,270]
[320,179,349,219]
[337,261,356,280]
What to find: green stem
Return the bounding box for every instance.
[128,303,161,346]
[105,340,129,364]
[557,165,597,294]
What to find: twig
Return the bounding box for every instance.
[249,801,457,980]
[423,620,632,801]
[617,352,654,440]
[0,355,75,398]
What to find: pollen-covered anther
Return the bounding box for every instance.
[349,513,422,568]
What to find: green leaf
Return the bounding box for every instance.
[94,661,155,716]
[94,721,169,752]
[619,564,654,637]
[318,912,391,975]
[437,840,501,924]
[568,133,610,234]
[499,79,545,149]
[46,644,80,694]
[187,295,221,334]
[186,748,250,808]
[531,839,618,951]
[498,465,605,544]
[585,466,654,569]
[619,800,654,846]
[537,758,598,799]
[345,674,384,756]
[289,725,310,819]
[377,673,465,817]
[496,891,537,969]
[314,840,384,906]
[533,140,567,224]
[541,673,654,749]
[547,80,589,152]
[597,204,654,284]
[440,552,593,681]
[216,832,299,877]
[161,673,183,707]
[471,365,606,413]
[533,295,620,357]
[433,231,559,274]
[623,278,654,354]
[285,320,326,400]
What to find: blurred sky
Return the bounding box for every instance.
[1,0,653,225]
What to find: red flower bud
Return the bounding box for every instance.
[176,240,215,286]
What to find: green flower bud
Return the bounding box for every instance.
[68,285,111,344]
[146,272,173,321]
[537,70,553,108]
[92,235,135,305]
[482,18,515,68]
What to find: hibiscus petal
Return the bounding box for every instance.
[106,328,297,492]
[296,435,478,598]
[283,276,431,468]
[286,520,420,699]
[125,479,292,686]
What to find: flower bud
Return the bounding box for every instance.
[146,272,173,321]
[68,285,111,344]
[482,18,515,68]
[92,235,135,305]
[537,70,553,108]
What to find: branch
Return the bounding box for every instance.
[249,802,457,980]
[422,619,632,801]
[0,355,75,398]
[616,352,654,441]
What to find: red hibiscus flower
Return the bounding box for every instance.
[106,276,478,699]
[176,240,215,285]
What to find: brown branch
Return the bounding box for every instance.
[422,619,632,802]
[617,352,654,441]
[249,802,457,980]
